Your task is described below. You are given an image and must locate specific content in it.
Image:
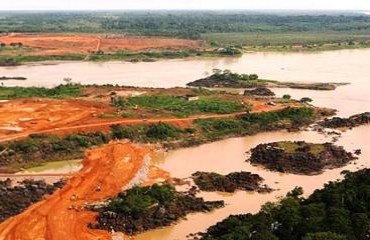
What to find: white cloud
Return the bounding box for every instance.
[0,0,369,10]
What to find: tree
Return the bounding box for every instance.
[146,122,179,140]
[282,94,291,100]
[249,74,259,80]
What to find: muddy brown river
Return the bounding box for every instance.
[2,49,370,239]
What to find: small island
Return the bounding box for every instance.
[187,69,348,91]
[0,76,27,81]
[247,141,357,175]
[90,184,224,235]
[192,171,272,193]
[319,112,370,129]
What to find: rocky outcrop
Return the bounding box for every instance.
[187,76,346,91]
[319,112,370,129]
[187,77,250,88]
[248,141,357,175]
[192,171,272,193]
[244,87,275,97]
[91,186,224,235]
[0,76,27,81]
[0,179,64,222]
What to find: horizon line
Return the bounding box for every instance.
[0,9,369,12]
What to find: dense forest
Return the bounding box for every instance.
[202,169,370,240]
[0,11,370,42]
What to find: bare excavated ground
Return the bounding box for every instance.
[0,98,114,140]
[0,141,170,240]
[0,33,202,56]
[0,89,298,143]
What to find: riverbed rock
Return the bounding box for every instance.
[319,112,370,129]
[244,87,276,97]
[247,141,357,175]
[191,171,272,193]
[92,186,224,235]
[0,179,65,222]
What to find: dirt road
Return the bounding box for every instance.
[0,112,250,143]
[0,99,289,143]
[0,33,201,56]
[0,141,166,240]
[0,98,113,141]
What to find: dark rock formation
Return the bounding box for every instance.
[192,171,272,193]
[248,141,356,175]
[0,179,64,222]
[319,112,370,129]
[0,76,27,81]
[244,87,275,97]
[187,77,249,88]
[91,186,224,235]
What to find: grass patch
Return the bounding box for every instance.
[0,84,83,100]
[122,95,246,117]
[201,32,370,48]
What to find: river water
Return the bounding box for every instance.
[2,49,370,239]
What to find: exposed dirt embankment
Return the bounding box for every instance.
[248,141,356,175]
[0,98,113,139]
[0,33,201,56]
[0,141,165,240]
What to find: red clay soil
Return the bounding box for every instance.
[0,98,292,143]
[0,141,168,240]
[0,33,201,56]
[0,98,113,140]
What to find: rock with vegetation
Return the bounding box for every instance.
[187,69,262,88]
[200,168,370,240]
[0,179,64,222]
[91,184,224,235]
[192,171,272,193]
[319,112,370,129]
[248,141,356,175]
[187,69,346,91]
[244,87,275,97]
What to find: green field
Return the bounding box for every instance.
[201,32,370,48]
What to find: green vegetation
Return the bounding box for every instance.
[0,54,85,65]
[1,11,370,51]
[107,184,174,217]
[94,183,224,235]
[187,69,273,88]
[0,132,110,171]
[89,48,241,62]
[0,122,186,171]
[196,108,316,139]
[202,168,370,240]
[276,141,324,155]
[111,122,185,141]
[0,84,83,100]
[1,11,369,40]
[113,94,246,117]
[0,107,319,171]
[202,32,370,49]
[209,69,259,81]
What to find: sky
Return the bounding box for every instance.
[0,0,370,11]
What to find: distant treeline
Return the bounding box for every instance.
[1,11,370,39]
